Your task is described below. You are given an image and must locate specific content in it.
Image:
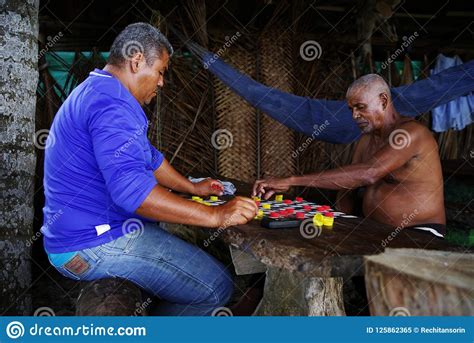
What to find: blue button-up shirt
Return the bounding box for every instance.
[41,69,163,253]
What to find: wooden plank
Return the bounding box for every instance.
[229,246,266,275]
[364,249,474,315]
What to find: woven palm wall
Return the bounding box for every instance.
[213,37,258,183]
[259,26,297,178]
[151,1,216,175]
[294,42,356,174]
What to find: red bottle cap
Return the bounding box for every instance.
[325,212,334,218]
[283,199,292,204]
[295,197,303,202]
[295,212,305,219]
[278,210,288,217]
[303,205,312,212]
[270,212,279,218]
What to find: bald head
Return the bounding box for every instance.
[346,74,395,134]
[346,74,391,100]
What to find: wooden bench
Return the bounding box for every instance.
[76,278,147,316]
[365,248,474,315]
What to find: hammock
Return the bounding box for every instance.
[181,37,474,144]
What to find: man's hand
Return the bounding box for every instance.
[193,178,224,197]
[252,177,292,200]
[213,196,258,227]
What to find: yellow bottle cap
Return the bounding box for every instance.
[210,196,218,201]
[275,195,283,202]
[192,196,202,201]
[323,216,334,227]
[262,204,271,209]
[252,196,261,202]
[313,213,324,227]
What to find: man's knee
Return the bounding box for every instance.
[204,269,234,308]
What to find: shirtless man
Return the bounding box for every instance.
[253,74,446,237]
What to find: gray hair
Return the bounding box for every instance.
[108,22,174,67]
[346,74,391,99]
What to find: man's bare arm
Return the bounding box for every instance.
[136,184,258,228]
[253,122,429,198]
[153,159,195,193]
[291,123,425,190]
[335,137,367,213]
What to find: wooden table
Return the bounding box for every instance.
[211,178,471,316]
[221,214,468,315]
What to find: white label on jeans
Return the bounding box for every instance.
[95,224,111,236]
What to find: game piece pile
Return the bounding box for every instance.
[189,194,357,229]
[251,195,346,229]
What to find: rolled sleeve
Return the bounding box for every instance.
[89,104,157,213]
[149,142,164,171]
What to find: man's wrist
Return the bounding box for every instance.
[188,180,197,195]
[287,176,297,187]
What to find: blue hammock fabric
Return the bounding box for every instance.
[203,52,474,144]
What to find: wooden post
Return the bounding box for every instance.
[364,248,474,316]
[255,267,346,316]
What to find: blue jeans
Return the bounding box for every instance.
[48,223,234,316]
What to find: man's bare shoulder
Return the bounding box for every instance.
[396,119,438,150]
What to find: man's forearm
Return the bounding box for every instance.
[136,184,217,227]
[153,159,195,194]
[290,163,381,190]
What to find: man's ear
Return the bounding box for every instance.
[130,53,145,73]
[379,92,388,110]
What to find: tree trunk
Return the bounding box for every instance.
[0,0,39,315]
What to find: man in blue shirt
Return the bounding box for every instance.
[42,22,257,316]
